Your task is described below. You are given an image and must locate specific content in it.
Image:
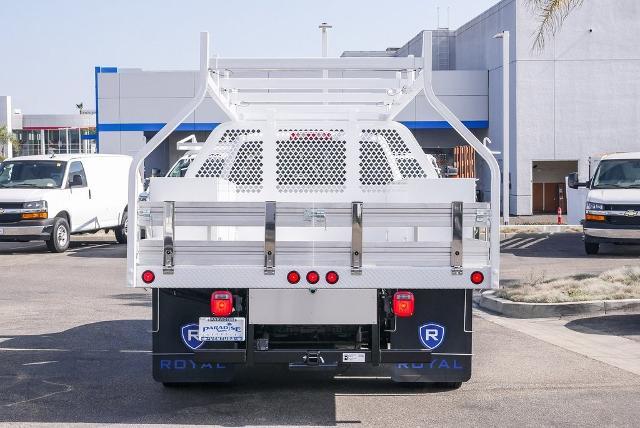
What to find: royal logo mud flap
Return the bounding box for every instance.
[153,355,237,383]
[389,289,473,383]
[390,355,471,383]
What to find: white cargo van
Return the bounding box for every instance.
[0,154,132,252]
[569,152,640,254]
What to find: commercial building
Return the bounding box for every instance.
[0,96,96,158]
[94,0,640,215]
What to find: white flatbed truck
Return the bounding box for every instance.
[128,32,500,387]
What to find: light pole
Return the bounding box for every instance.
[493,31,510,224]
[319,22,332,58]
[319,23,332,102]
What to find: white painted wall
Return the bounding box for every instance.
[20,113,95,129]
[455,0,640,215]
[97,67,489,166]
[454,0,517,213]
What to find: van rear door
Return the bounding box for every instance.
[67,160,96,231]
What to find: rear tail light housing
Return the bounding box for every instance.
[306,271,320,284]
[141,270,155,284]
[392,291,415,317]
[325,271,339,285]
[470,271,484,285]
[211,291,233,317]
[287,271,301,284]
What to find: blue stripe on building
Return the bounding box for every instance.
[97,120,488,133]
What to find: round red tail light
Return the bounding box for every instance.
[141,270,155,284]
[325,271,339,284]
[287,270,301,284]
[470,271,484,285]
[306,271,320,284]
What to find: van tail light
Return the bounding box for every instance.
[141,270,155,284]
[211,291,233,317]
[470,271,484,285]
[393,291,415,317]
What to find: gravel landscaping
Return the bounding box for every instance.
[496,266,640,303]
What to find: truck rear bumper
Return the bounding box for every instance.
[185,348,432,365]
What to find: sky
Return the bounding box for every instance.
[1,0,501,114]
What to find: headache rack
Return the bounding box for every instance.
[127,31,501,289]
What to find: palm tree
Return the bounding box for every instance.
[527,0,584,51]
[0,126,20,159]
[76,102,84,114]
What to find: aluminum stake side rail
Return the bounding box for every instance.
[126,31,501,386]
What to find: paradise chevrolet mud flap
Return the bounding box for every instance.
[390,289,472,383]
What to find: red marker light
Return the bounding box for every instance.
[470,271,484,285]
[306,271,320,284]
[325,271,339,285]
[287,271,301,284]
[141,270,155,284]
[393,291,415,317]
[211,291,233,317]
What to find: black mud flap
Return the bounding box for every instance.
[152,288,238,383]
[390,289,472,384]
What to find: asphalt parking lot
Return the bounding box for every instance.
[0,233,639,427]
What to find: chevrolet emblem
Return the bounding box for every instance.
[0,208,4,214]
[624,210,638,217]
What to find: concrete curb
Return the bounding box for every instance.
[474,291,640,318]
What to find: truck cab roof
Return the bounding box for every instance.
[600,152,640,161]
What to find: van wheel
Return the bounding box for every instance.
[115,211,127,244]
[585,241,599,255]
[46,217,70,253]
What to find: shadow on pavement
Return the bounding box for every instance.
[565,314,640,342]
[0,238,125,258]
[109,293,152,308]
[0,320,445,425]
[65,240,126,258]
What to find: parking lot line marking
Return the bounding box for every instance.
[500,236,522,246]
[503,237,536,249]
[0,348,69,352]
[22,361,58,366]
[0,338,12,344]
[519,236,549,249]
[120,350,151,353]
[4,380,73,407]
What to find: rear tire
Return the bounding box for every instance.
[46,217,70,253]
[115,211,127,244]
[585,241,599,255]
